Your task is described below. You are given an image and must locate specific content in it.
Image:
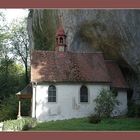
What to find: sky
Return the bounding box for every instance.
[0,9,29,23]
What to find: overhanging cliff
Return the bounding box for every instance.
[27,9,140,102]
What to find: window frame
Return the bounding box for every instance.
[80,85,89,103]
[48,85,56,103]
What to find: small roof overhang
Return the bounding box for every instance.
[16,83,32,99]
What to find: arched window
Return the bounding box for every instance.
[60,37,63,43]
[80,85,88,102]
[48,85,56,102]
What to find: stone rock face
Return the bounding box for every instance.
[27,9,140,102]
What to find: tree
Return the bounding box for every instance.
[10,18,30,84]
[0,59,25,99]
[0,59,27,121]
[0,11,30,121]
[0,94,18,121]
[94,89,119,118]
[0,12,17,99]
[0,12,10,60]
[0,94,31,122]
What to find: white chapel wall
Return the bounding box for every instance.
[32,83,127,122]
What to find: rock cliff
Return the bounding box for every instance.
[27,9,140,102]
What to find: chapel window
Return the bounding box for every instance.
[48,85,56,102]
[80,85,88,102]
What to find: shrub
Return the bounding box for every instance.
[88,115,101,124]
[2,117,37,131]
[0,95,31,122]
[0,95,18,122]
[127,101,140,118]
[94,89,119,118]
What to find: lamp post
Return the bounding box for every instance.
[16,92,22,119]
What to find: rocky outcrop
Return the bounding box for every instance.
[27,9,140,102]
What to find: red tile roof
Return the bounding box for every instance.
[31,51,128,89]
[56,26,66,37]
[31,51,110,83]
[105,61,128,89]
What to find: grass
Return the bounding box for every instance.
[29,117,140,131]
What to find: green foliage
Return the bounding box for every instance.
[0,12,10,59]
[88,115,101,124]
[94,89,119,118]
[3,117,37,131]
[0,95,31,122]
[0,11,30,122]
[127,101,140,118]
[0,95,18,122]
[10,18,30,83]
[30,117,140,131]
[0,59,26,99]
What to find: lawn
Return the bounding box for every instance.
[29,117,140,131]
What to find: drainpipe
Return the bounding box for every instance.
[32,82,37,118]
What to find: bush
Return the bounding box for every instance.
[0,95,18,122]
[2,117,37,131]
[0,95,31,122]
[127,101,140,118]
[94,89,119,118]
[88,115,101,124]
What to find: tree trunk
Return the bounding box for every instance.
[25,62,29,84]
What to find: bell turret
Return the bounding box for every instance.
[55,21,67,52]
